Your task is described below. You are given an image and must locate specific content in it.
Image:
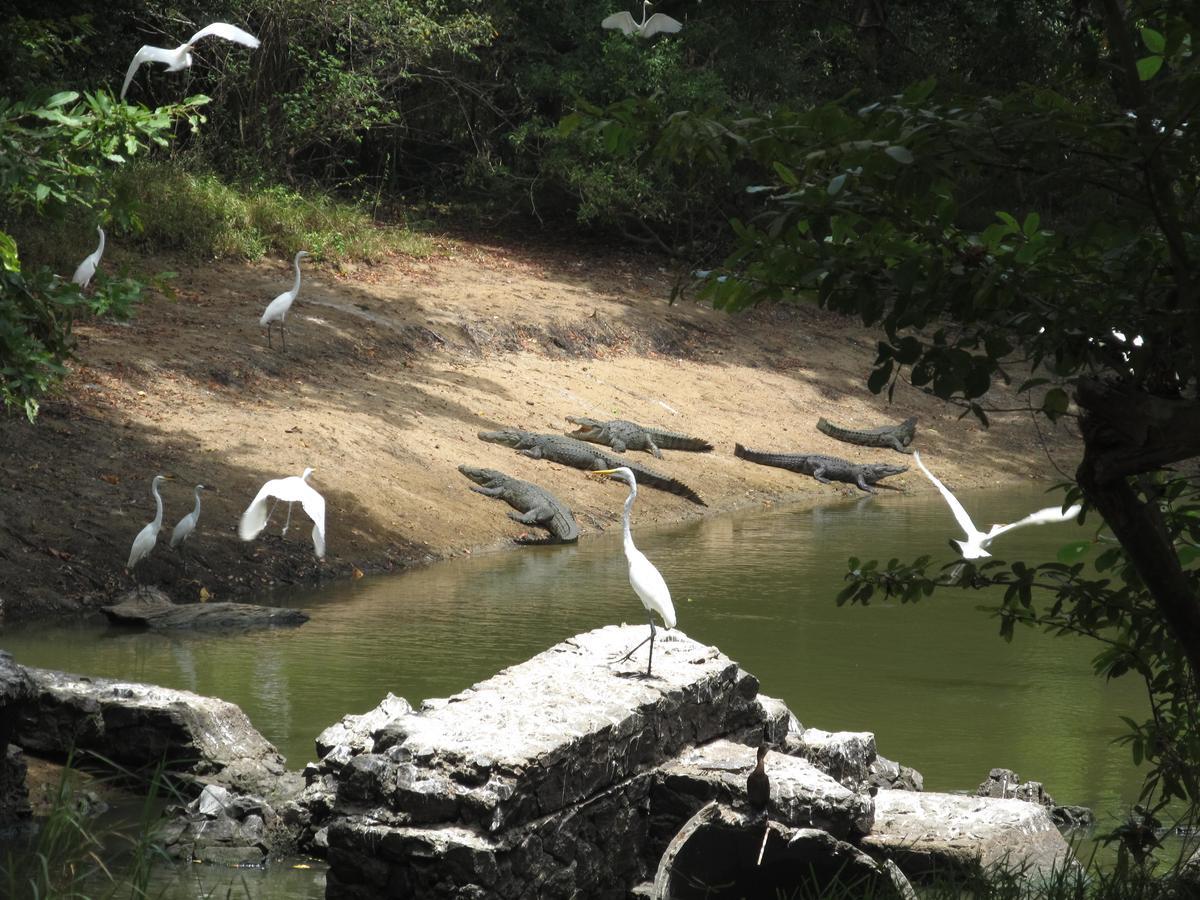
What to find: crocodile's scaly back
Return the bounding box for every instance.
[480,429,706,505]
[734,443,906,493]
[566,416,713,455]
[816,416,917,453]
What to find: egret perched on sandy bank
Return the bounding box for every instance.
[914,452,1081,559]
[170,484,207,550]
[239,468,326,558]
[602,1,683,38]
[127,474,174,569]
[260,250,311,350]
[72,226,106,289]
[590,466,675,677]
[121,23,261,99]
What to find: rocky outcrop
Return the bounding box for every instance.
[786,727,924,793]
[15,666,298,801]
[101,586,308,630]
[157,783,290,866]
[977,767,1094,831]
[321,626,776,899]
[861,789,1075,881]
[0,651,34,830]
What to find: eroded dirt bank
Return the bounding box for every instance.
[0,237,1080,620]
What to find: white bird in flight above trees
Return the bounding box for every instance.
[602,1,683,38]
[589,466,676,677]
[170,484,207,550]
[913,452,1081,560]
[127,474,174,569]
[121,23,261,100]
[72,226,105,289]
[239,468,326,558]
[260,250,311,350]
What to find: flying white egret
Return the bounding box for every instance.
[602,1,683,38]
[913,452,1081,559]
[239,468,326,558]
[590,466,676,677]
[127,474,174,569]
[121,23,261,100]
[170,484,207,550]
[72,226,106,289]
[259,250,311,350]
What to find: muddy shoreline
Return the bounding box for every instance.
[0,238,1081,623]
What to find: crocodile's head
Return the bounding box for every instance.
[477,430,524,447]
[867,463,909,481]
[566,416,604,439]
[458,465,504,486]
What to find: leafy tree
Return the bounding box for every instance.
[570,0,1200,844]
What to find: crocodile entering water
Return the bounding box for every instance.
[458,465,580,543]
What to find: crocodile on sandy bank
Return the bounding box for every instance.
[816,416,917,454]
[458,465,580,543]
[734,444,907,493]
[566,416,714,458]
[478,430,706,506]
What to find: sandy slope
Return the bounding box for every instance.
[0,237,1080,619]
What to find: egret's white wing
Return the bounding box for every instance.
[298,485,326,558]
[128,522,157,568]
[170,513,194,548]
[640,13,682,37]
[121,45,176,98]
[629,548,674,628]
[988,504,1082,540]
[601,11,638,34]
[72,258,96,288]
[913,451,980,539]
[238,479,282,540]
[260,290,295,326]
[188,22,261,48]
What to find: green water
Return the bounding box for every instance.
[0,483,1153,895]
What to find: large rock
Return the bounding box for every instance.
[323,626,770,899]
[860,789,1075,881]
[101,586,308,630]
[788,728,877,789]
[652,740,873,844]
[16,666,294,800]
[977,767,1093,831]
[0,651,34,830]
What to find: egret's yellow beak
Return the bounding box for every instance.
[588,469,619,480]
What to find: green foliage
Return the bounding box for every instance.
[111,160,432,262]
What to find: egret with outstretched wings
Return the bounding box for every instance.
[121,23,260,99]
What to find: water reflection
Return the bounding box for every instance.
[1,484,1147,831]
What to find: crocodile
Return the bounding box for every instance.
[733,444,907,493]
[478,430,706,506]
[458,465,580,543]
[566,416,714,458]
[816,415,918,454]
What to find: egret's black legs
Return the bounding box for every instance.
[281,319,287,351]
[282,501,294,536]
[266,322,273,349]
[613,611,657,677]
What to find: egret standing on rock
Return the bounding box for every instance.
[260,250,311,350]
[121,23,260,100]
[239,468,326,558]
[589,466,675,677]
[602,1,683,38]
[127,474,174,569]
[913,451,1082,559]
[72,226,105,289]
[170,484,207,551]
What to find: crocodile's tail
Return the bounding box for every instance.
[815,418,840,439]
[647,429,714,453]
[628,463,707,506]
[734,443,798,471]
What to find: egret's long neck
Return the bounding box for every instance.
[641,0,650,25]
[622,483,638,555]
[96,228,105,257]
[191,487,202,516]
[151,482,164,528]
[291,254,304,296]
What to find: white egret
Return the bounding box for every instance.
[259,250,311,350]
[602,1,683,38]
[913,452,1081,559]
[590,466,675,677]
[239,468,326,558]
[121,23,261,100]
[170,484,207,550]
[127,474,174,569]
[72,226,106,289]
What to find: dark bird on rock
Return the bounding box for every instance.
[747,744,771,866]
